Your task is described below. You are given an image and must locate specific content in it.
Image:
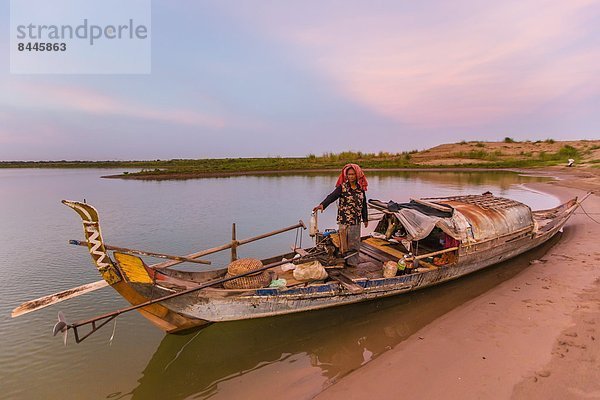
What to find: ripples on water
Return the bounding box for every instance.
[0,169,558,399]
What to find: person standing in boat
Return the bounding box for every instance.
[313,163,368,266]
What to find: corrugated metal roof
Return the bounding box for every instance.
[423,193,534,242]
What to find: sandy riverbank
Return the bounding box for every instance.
[316,167,600,400]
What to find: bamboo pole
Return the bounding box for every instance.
[406,246,459,262]
[68,240,211,265]
[153,220,306,270]
[410,198,453,213]
[231,223,238,262]
[238,221,306,246]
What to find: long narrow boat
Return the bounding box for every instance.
[56,193,577,342]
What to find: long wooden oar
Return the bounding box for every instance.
[11,238,213,318]
[12,221,306,318]
[63,250,326,343]
[11,280,109,318]
[11,244,211,318]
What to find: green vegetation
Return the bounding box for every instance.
[0,144,588,179]
[449,145,581,167]
[451,149,503,161]
[555,144,578,158]
[0,151,419,176]
[0,160,157,169]
[503,137,516,143]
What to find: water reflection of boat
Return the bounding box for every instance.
[57,192,578,342]
[123,235,560,400]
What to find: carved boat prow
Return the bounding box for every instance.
[62,200,208,335]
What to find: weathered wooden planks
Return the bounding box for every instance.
[363,237,407,259]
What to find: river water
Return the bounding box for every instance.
[0,169,560,399]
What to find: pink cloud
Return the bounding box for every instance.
[0,120,63,146]
[6,82,226,129]
[222,0,600,128]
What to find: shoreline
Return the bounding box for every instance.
[314,169,600,399]
[3,139,597,181]
[101,167,552,180]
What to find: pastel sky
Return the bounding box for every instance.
[1,0,599,160]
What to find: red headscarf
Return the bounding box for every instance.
[335,163,368,191]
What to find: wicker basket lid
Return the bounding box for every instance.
[227,258,263,276]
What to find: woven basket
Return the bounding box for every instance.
[227,258,263,276]
[223,270,271,289]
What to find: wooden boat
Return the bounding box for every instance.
[45,192,579,342]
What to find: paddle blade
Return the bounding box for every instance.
[11,280,109,318]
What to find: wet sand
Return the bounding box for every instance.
[316,168,600,400]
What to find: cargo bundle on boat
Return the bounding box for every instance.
[11,192,581,343]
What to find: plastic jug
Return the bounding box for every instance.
[309,211,319,237]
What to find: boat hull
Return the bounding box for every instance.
[65,196,577,333]
[158,210,571,323]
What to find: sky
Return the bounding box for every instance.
[1,0,599,161]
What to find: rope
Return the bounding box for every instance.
[109,317,117,346]
[578,202,600,225]
[164,329,202,371]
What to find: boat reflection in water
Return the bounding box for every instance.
[123,234,560,400]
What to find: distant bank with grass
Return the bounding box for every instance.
[2,139,598,179]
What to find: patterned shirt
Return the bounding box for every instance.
[320,182,367,225]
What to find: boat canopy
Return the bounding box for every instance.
[369,193,535,243]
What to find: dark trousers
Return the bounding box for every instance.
[339,223,361,266]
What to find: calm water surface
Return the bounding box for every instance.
[0,169,560,399]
